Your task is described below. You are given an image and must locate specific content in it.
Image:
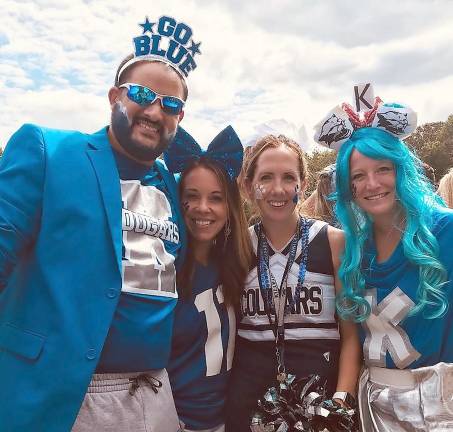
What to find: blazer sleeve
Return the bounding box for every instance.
[0,124,45,291]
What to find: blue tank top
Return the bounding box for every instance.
[360,207,453,369]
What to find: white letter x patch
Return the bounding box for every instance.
[363,287,421,369]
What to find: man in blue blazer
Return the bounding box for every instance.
[0,16,199,430]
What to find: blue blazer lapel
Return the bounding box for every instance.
[86,128,122,275]
[154,160,187,266]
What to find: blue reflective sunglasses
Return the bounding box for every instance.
[119,83,185,115]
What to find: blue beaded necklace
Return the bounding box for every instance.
[257,216,310,318]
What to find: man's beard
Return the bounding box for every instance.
[111,102,176,161]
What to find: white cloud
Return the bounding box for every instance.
[0,88,109,143]
[1,0,453,151]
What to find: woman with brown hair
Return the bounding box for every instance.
[165,126,252,432]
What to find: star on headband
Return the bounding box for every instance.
[164,126,244,180]
[118,15,202,83]
[313,83,417,151]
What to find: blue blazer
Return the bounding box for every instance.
[0,124,185,431]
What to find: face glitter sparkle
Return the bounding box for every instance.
[254,183,266,200]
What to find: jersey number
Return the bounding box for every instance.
[194,288,236,376]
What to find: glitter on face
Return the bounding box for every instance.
[254,183,266,200]
[351,182,358,199]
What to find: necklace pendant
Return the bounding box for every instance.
[277,372,287,383]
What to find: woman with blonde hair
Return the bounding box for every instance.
[437,167,453,208]
[315,93,453,431]
[226,134,361,431]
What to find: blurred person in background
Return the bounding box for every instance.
[437,167,453,208]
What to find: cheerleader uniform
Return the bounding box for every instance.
[226,219,340,431]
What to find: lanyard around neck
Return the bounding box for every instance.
[257,219,301,333]
[256,217,310,381]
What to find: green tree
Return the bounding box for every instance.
[303,115,453,195]
[305,148,336,194]
[436,115,453,177]
[405,116,453,180]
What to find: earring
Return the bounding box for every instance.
[223,220,231,249]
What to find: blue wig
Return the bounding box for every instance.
[335,127,447,322]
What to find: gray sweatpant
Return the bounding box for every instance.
[72,369,181,432]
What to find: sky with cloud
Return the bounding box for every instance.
[1,0,452,150]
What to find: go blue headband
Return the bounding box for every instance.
[118,15,202,82]
[164,125,243,180]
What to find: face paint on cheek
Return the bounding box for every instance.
[117,100,129,118]
[292,184,300,204]
[254,183,266,200]
[111,101,171,161]
[112,101,132,137]
[111,101,137,156]
[182,201,190,213]
[351,182,358,199]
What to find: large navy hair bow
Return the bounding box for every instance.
[164,125,243,180]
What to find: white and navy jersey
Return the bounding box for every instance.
[239,219,339,343]
[228,220,341,421]
[168,261,235,430]
[97,150,184,372]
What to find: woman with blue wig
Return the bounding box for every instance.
[315,95,453,431]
